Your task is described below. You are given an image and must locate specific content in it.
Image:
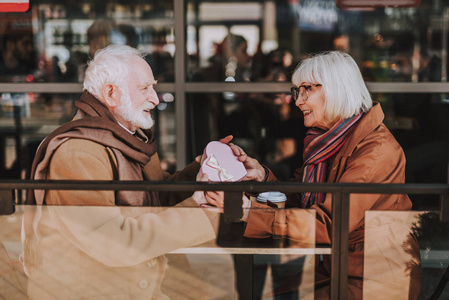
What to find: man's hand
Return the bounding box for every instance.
[219,135,266,182]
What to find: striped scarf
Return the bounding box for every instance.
[301,112,364,208]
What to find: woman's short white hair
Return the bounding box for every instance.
[83,44,146,101]
[292,51,372,121]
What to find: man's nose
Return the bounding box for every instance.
[149,89,159,106]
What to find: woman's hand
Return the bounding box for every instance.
[205,190,225,208]
[220,135,267,182]
[191,173,225,209]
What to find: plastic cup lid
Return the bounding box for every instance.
[257,191,287,203]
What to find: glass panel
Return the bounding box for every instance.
[187,92,305,181]
[0,204,317,299]
[0,92,79,179]
[186,92,449,185]
[411,210,449,300]
[0,92,175,179]
[3,193,447,300]
[364,210,449,300]
[186,0,447,83]
[153,95,176,172]
[0,1,174,83]
[373,93,449,209]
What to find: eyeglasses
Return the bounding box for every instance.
[291,84,322,101]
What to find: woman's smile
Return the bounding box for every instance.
[302,109,312,116]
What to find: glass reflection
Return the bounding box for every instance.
[186,0,446,83]
[0,12,36,82]
[0,1,175,83]
[364,211,422,300]
[0,205,319,299]
[0,93,78,181]
[1,202,447,299]
[21,205,218,299]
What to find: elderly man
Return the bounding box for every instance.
[27,44,222,206]
[23,45,224,299]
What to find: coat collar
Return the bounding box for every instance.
[337,101,384,158]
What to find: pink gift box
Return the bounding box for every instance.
[198,141,247,182]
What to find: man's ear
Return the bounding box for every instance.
[101,83,121,108]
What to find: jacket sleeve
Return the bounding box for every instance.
[163,160,201,182]
[43,201,217,267]
[244,202,316,246]
[43,139,217,267]
[160,161,201,206]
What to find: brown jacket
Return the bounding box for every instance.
[244,102,417,298]
[40,136,202,206]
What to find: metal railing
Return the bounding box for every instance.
[0,180,448,299]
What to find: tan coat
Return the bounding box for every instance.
[244,103,418,299]
[25,138,218,300]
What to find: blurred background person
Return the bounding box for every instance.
[87,19,118,59]
[194,33,252,82]
[0,22,35,179]
[0,24,35,81]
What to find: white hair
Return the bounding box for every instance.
[292,51,372,121]
[83,44,146,101]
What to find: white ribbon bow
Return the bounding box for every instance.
[205,154,234,181]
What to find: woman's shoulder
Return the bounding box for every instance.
[349,122,405,165]
[363,122,403,151]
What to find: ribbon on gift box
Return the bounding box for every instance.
[204,154,234,181]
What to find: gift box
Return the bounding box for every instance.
[198,141,247,182]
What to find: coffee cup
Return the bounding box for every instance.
[256,191,287,208]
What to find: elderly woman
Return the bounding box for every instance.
[215,51,419,299]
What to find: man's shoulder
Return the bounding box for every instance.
[57,138,107,153]
[50,138,116,177]
[53,138,113,164]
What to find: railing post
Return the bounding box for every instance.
[224,191,243,222]
[339,192,350,299]
[234,254,253,300]
[440,189,449,223]
[0,189,15,215]
[331,190,349,299]
[222,191,250,299]
[330,191,341,299]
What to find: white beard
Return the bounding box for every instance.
[117,91,155,130]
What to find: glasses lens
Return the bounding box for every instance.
[299,86,307,100]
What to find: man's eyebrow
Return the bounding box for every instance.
[140,80,158,88]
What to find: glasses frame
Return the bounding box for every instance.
[291,84,322,101]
